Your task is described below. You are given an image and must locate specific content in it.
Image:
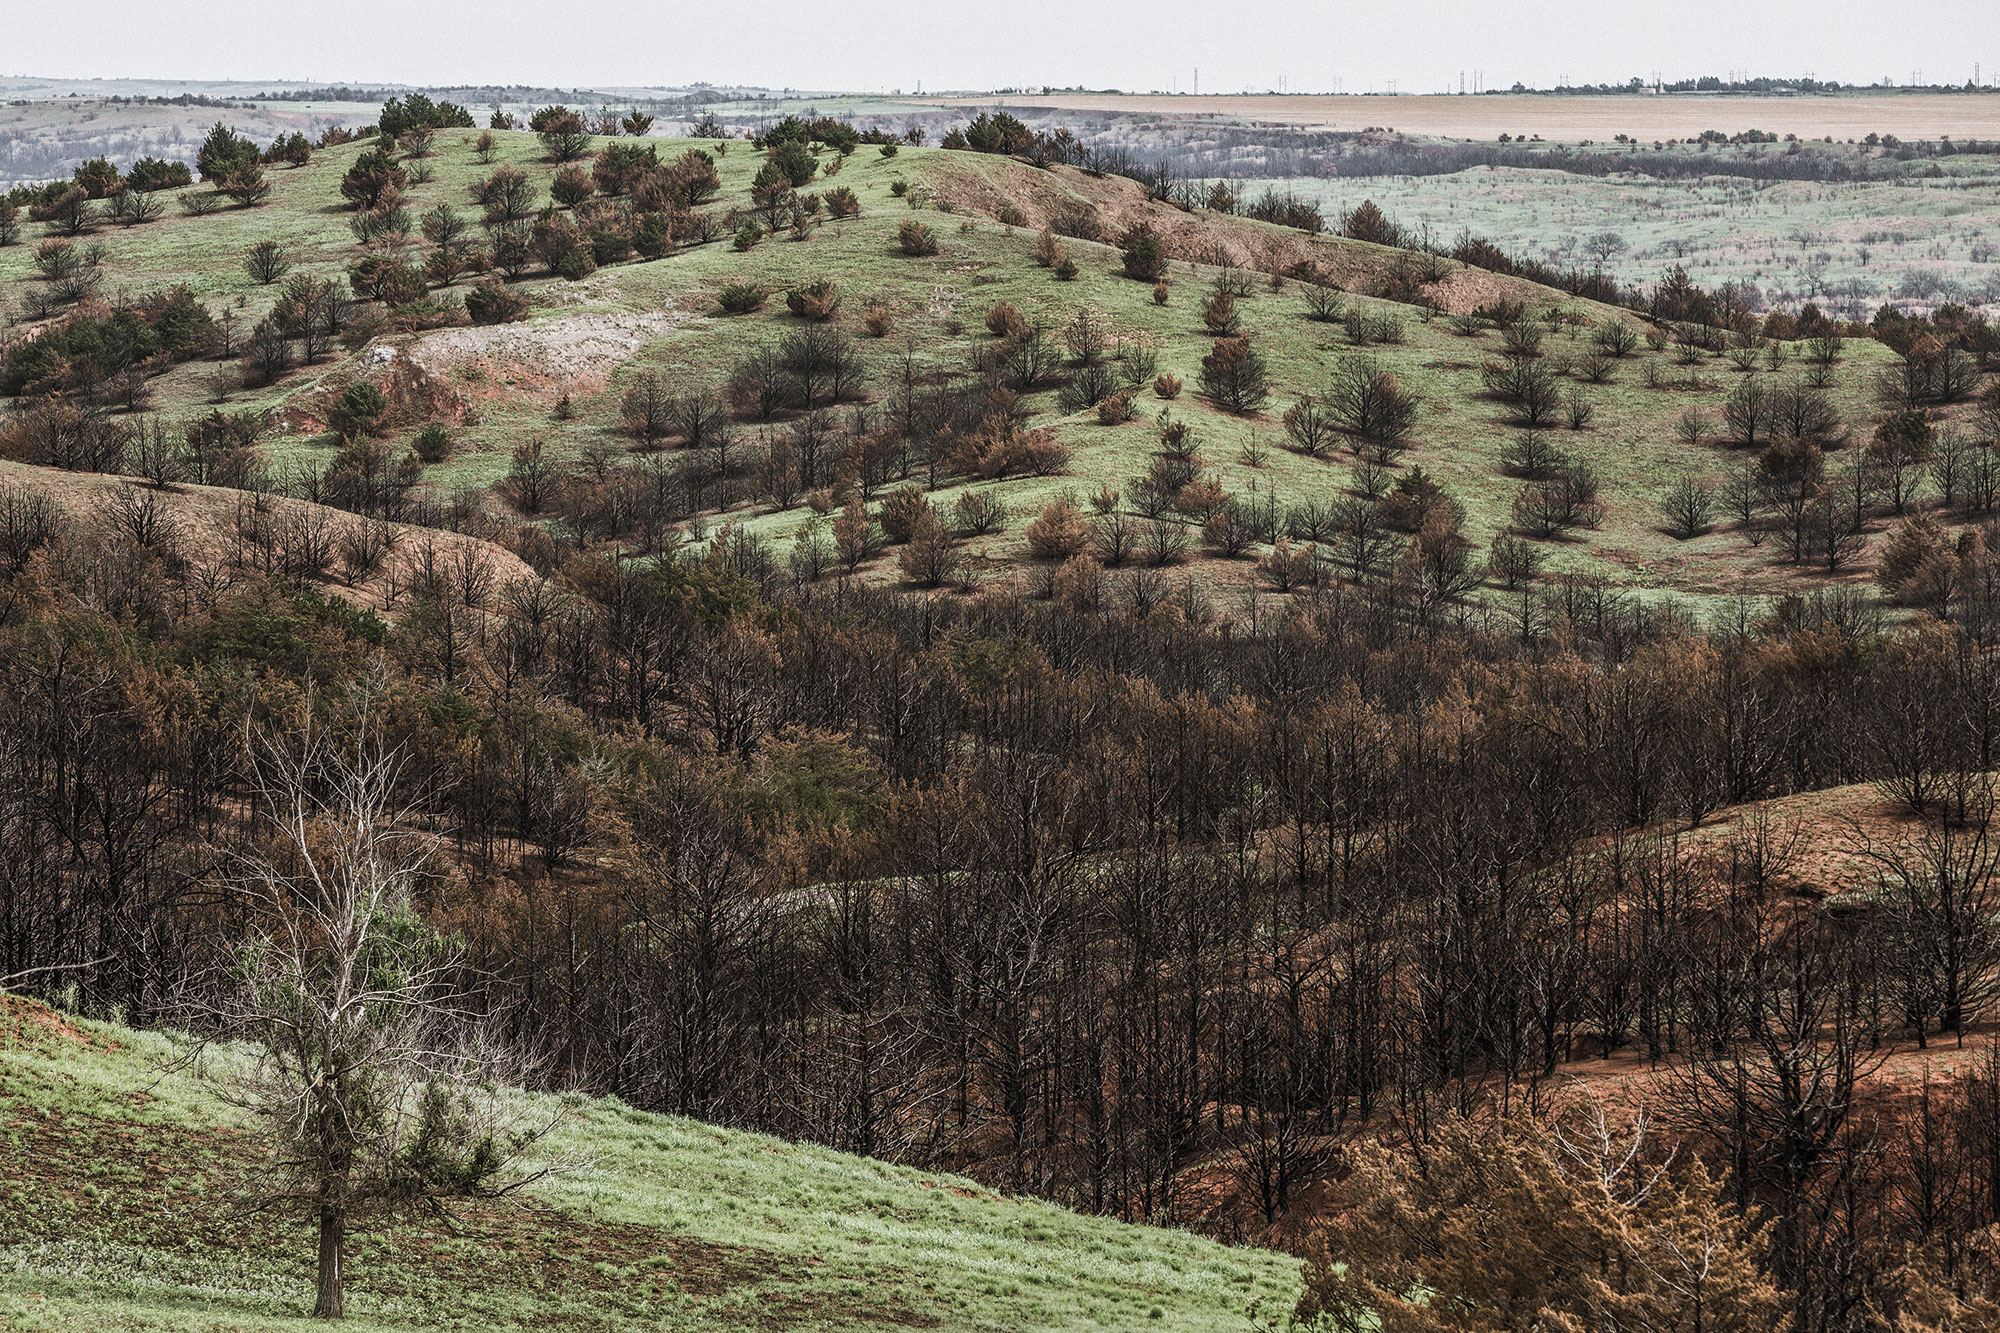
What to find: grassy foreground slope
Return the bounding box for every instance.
[0,996,1297,1331]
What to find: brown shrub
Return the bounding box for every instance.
[1024,494,1090,559]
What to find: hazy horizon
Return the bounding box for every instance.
[6,0,1995,98]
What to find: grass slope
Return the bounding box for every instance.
[0,995,1298,1332]
[0,129,1933,616]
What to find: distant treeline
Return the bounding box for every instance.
[1302,138,2000,183]
[252,84,732,114]
[1501,75,1995,94]
[1012,117,2000,184]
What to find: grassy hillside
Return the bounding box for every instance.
[0,993,1299,1331]
[0,127,1946,618]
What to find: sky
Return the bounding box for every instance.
[5,0,1997,94]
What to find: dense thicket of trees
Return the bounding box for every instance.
[10,477,2000,1327]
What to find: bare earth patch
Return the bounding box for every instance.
[402,308,688,404]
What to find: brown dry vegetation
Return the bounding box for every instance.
[927,154,1578,316]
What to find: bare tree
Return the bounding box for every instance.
[177,704,564,1318]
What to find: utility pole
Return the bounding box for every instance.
[1194,68,1199,96]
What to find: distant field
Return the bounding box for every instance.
[1236,167,2000,317]
[931,93,2000,144]
[0,99,372,186]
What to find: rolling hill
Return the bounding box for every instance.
[0,124,1936,621]
[0,992,1299,1331]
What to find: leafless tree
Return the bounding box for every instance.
[175,703,566,1318]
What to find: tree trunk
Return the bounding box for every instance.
[314,1202,345,1318]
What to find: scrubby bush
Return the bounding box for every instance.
[528,213,584,271]
[1097,390,1137,425]
[591,141,658,196]
[328,382,388,440]
[717,283,767,314]
[878,484,932,543]
[1511,458,1604,538]
[1120,223,1165,281]
[534,108,591,162]
[897,509,960,587]
[464,281,529,325]
[1283,395,1336,457]
[1201,291,1240,336]
[220,163,270,205]
[375,262,430,306]
[1199,337,1268,414]
[411,421,453,463]
[245,239,291,285]
[952,490,1006,536]
[1302,284,1346,322]
[31,188,95,236]
[1324,358,1419,457]
[897,220,939,256]
[340,149,406,209]
[550,164,594,208]
[1025,494,1091,558]
[554,247,597,281]
[126,157,193,193]
[785,279,841,321]
[470,164,538,229]
[621,373,673,447]
[1058,362,1120,414]
[769,140,818,188]
[196,122,261,183]
[985,301,1027,339]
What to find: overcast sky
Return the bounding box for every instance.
[10,0,1998,94]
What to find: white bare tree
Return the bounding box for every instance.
[180,697,564,1318]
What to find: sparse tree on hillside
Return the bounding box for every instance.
[220,164,271,207]
[1120,223,1165,281]
[1658,475,1717,539]
[197,121,262,183]
[535,109,591,163]
[1341,198,1401,246]
[1199,336,1268,415]
[1584,230,1627,267]
[470,164,537,232]
[245,240,291,285]
[550,164,594,209]
[340,150,406,210]
[240,317,293,388]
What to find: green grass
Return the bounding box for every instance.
[0,994,1299,1331]
[0,129,1971,618]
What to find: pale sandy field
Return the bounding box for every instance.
[922,93,2000,143]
